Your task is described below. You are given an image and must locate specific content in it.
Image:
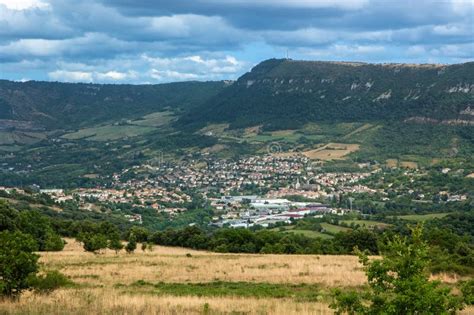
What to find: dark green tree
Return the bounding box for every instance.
[82,233,108,254]
[108,233,124,254]
[0,231,39,298]
[125,234,137,254]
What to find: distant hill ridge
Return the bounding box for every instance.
[0,80,226,130]
[180,58,474,130]
[1,59,473,132]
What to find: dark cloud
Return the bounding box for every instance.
[0,0,472,83]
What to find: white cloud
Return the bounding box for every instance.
[450,0,474,15]
[143,54,247,80]
[0,0,48,10]
[48,70,93,82]
[48,69,139,82]
[149,69,198,80]
[96,70,137,81]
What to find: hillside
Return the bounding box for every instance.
[180,59,474,130]
[0,80,226,130]
[0,59,473,187]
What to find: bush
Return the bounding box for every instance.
[44,232,65,251]
[331,225,466,314]
[460,279,474,305]
[0,231,39,298]
[28,271,73,294]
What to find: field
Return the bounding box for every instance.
[282,229,334,239]
[320,223,351,234]
[0,240,366,314]
[396,213,451,222]
[0,239,471,314]
[340,220,390,229]
[0,131,47,147]
[62,125,155,141]
[302,143,360,161]
[61,111,174,141]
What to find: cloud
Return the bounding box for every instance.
[0,0,48,10]
[203,0,369,10]
[48,70,93,82]
[38,54,249,84]
[0,0,473,83]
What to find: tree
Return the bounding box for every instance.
[17,210,64,251]
[0,201,19,231]
[330,225,465,314]
[0,231,39,298]
[108,233,123,254]
[125,234,137,254]
[82,233,108,254]
[127,226,149,243]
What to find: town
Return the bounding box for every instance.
[2,153,469,229]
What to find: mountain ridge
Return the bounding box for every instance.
[179,58,474,130]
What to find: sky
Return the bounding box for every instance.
[0,0,473,84]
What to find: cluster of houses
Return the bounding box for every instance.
[115,154,376,199]
[30,187,190,219]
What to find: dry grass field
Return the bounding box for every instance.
[39,240,366,287]
[302,143,360,160]
[0,239,471,314]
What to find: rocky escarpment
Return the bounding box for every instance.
[180,59,474,129]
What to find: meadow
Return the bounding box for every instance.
[0,239,470,314]
[396,212,451,222]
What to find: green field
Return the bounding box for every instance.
[0,131,47,145]
[61,111,175,141]
[396,213,451,222]
[62,125,155,141]
[131,111,175,127]
[128,281,325,301]
[320,223,351,234]
[283,229,334,239]
[341,220,390,229]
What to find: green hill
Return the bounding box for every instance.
[0,80,226,130]
[180,59,474,130]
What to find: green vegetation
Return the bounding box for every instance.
[62,125,155,141]
[341,220,390,229]
[0,80,226,129]
[181,59,474,130]
[28,270,74,294]
[397,213,451,222]
[283,229,333,239]
[331,225,467,314]
[81,233,109,254]
[129,280,324,302]
[320,223,351,234]
[0,230,39,298]
[0,200,64,251]
[125,234,137,254]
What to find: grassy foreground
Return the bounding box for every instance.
[0,239,471,314]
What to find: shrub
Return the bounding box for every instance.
[330,225,466,314]
[28,271,73,294]
[460,279,474,305]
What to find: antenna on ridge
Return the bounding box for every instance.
[286,49,289,60]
